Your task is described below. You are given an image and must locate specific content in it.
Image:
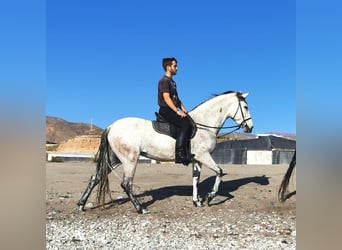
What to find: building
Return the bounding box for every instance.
[211,135,296,165]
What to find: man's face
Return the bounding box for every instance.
[168,61,178,75]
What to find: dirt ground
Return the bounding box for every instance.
[46,162,296,220]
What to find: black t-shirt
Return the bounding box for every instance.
[158,76,181,108]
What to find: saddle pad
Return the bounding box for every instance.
[152,112,197,139]
[152,121,178,139]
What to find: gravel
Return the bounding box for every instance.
[46,208,296,249]
[46,162,296,249]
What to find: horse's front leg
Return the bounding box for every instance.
[206,168,223,205]
[198,153,224,206]
[192,162,203,207]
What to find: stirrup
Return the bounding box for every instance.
[175,153,194,166]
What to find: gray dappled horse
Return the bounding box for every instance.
[78,91,253,214]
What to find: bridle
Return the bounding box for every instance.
[191,98,252,137]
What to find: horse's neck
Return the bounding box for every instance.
[189,95,236,134]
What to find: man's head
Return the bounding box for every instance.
[162,57,178,75]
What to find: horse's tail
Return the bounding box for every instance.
[278,151,296,202]
[96,127,121,207]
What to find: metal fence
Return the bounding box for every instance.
[211,148,248,164]
[272,150,295,164]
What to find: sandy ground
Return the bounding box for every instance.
[46,162,296,219]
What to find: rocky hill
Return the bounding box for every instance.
[46,116,104,155]
[46,116,103,144]
[50,134,102,154]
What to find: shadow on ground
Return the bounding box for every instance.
[100,175,270,210]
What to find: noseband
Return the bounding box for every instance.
[232,99,252,130]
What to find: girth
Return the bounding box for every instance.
[152,112,197,139]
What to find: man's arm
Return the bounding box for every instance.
[162,92,187,117]
[180,103,188,113]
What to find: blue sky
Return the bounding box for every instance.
[4,1,342,248]
[46,0,296,134]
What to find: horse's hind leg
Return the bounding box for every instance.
[77,174,99,211]
[121,175,149,214]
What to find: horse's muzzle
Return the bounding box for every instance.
[243,125,253,133]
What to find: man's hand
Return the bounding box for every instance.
[177,110,187,118]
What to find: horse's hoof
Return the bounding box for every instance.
[193,200,203,207]
[78,205,85,212]
[140,208,150,214]
[137,206,150,214]
[206,194,215,206]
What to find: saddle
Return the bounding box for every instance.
[152,112,197,139]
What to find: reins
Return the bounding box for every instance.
[194,121,241,130]
[194,119,251,138]
[190,98,251,138]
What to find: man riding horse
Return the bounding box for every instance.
[157,57,194,165]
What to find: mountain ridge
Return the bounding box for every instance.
[46,116,103,144]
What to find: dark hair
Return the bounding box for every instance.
[162,57,177,71]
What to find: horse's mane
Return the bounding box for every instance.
[212,90,236,97]
[191,90,238,111]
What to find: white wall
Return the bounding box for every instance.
[247,151,272,165]
[47,153,94,161]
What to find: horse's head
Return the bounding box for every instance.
[189,90,254,134]
[233,92,254,133]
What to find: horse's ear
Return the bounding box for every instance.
[242,92,249,98]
